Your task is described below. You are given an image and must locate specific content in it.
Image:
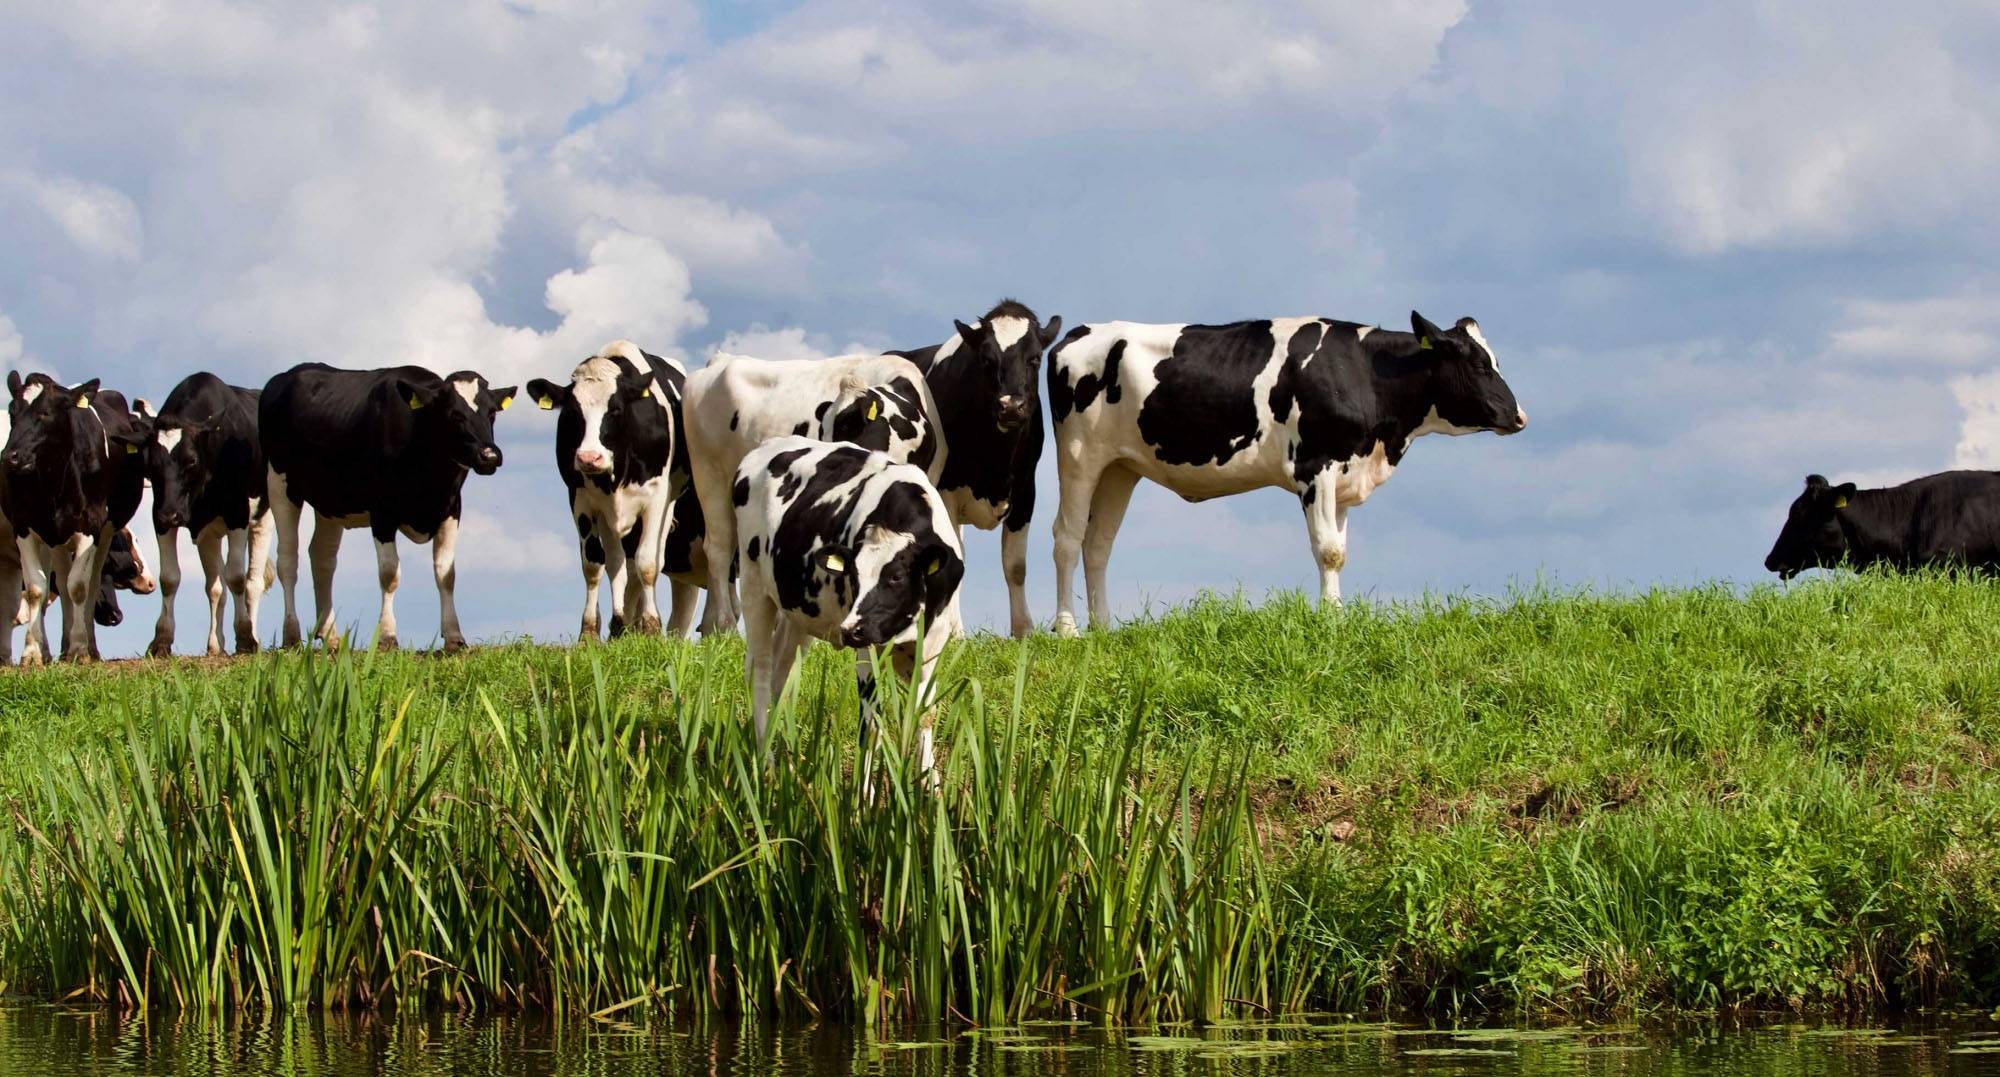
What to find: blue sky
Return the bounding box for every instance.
[3,0,1996,655]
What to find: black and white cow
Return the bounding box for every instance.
[1764,471,2000,578]
[262,364,515,652]
[1045,312,1526,634]
[143,372,273,656]
[89,526,158,629]
[888,300,1061,637]
[734,436,965,775]
[1,373,151,663]
[684,353,941,634]
[525,340,709,640]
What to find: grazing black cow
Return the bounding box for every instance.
[1764,471,2000,578]
[2,373,150,663]
[525,340,709,640]
[889,299,1061,637]
[143,372,273,656]
[262,364,515,652]
[734,436,966,776]
[1046,312,1526,634]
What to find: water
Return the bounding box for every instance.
[4,1008,1999,1075]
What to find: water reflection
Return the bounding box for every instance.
[3,1007,1998,1075]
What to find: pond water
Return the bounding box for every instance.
[4,1008,2000,1075]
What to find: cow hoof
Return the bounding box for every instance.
[441,638,468,655]
[207,643,225,657]
[607,616,626,639]
[377,635,399,652]
[282,624,303,648]
[236,634,260,655]
[148,639,174,659]
[19,652,44,668]
[1052,613,1080,639]
[638,614,662,636]
[579,620,600,642]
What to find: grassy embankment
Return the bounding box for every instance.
[3,574,1999,1021]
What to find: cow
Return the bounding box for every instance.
[733,435,965,779]
[1045,312,1526,635]
[524,340,709,640]
[887,299,1061,637]
[1764,471,2000,578]
[143,372,274,656]
[2,373,150,663]
[683,353,941,634]
[262,364,515,652]
[89,526,158,629]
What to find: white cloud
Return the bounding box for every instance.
[455,508,574,575]
[709,324,880,363]
[1828,293,2000,366]
[0,313,21,367]
[7,172,144,261]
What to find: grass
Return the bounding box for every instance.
[2,572,2000,1019]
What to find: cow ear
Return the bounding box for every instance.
[1804,473,1828,490]
[954,319,979,344]
[1832,483,1857,508]
[5,371,21,402]
[525,378,564,410]
[399,378,442,411]
[1411,311,1447,350]
[920,543,963,620]
[133,398,155,420]
[1038,315,1062,350]
[490,385,518,412]
[71,378,101,408]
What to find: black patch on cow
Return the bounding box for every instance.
[732,475,751,507]
[662,483,706,577]
[764,445,876,619]
[767,446,811,477]
[1136,321,1278,467]
[729,410,739,431]
[574,514,592,539]
[746,535,761,561]
[791,421,811,437]
[583,530,605,565]
[893,301,1054,527]
[621,524,643,560]
[1067,338,1124,419]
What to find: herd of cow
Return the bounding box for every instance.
[5,297,1999,744]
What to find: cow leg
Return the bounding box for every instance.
[626,497,667,636]
[1301,484,1350,608]
[578,515,606,641]
[433,515,466,653]
[269,468,307,648]
[372,534,401,651]
[601,524,629,638]
[695,479,739,636]
[150,528,181,657]
[196,524,227,657]
[741,581,782,747]
[665,578,700,639]
[0,546,16,666]
[1083,463,1141,632]
[1050,462,1104,638]
[308,512,343,650]
[62,533,101,663]
[1001,522,1033,639]
[18,538,51,667]
[237,513,273,653]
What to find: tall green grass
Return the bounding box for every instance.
[0,643,1299,1021]
[5,572,2000,1018]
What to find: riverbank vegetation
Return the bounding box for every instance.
[3,574,1999,1019]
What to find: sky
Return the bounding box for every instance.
[2,0,1997,655]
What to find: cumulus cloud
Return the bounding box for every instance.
[710,324,880,362]
[5,172,144,261]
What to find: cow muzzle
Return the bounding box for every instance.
[1500,409,1528,435]
[996,396,1029,430]
[840,622,872,649]
[573,448,611,474]
[473,446,503,474]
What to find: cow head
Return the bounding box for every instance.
[819,482,963,649]
[4,376,104,474]
[821,374,895,452]
[1411,312,1527,437]
[1764,474,1856,579]
[146,416,223,531]
[93,527,156,626]
[526,352,661,478]
[408,372,515,476]
[953,300,1062,432]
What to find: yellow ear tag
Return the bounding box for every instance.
[640,387,651,399]
[926,557,941,575]
[867,400,879,421]
[76,395,91,409]
[499,396,513,411]
[1834,496,1849,508]
[409,394,423,410]
[537,395,555,410]
[823,552,845,572]
[1418,336,1433,350]
[125,444,137,455]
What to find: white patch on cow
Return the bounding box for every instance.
[1410,406,1486,439]
[567,355,621,472]
[1462,321,1497,372]
[1355,325,1374,342]
[988,316,1030,351]
[844,526,921,643]
[451,378,480,408]
[156,427,184,452]
[599,339,647,365]
[21,381,43,404]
